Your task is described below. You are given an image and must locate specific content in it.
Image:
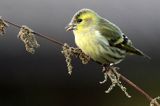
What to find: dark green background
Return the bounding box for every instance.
[0,0,159,106]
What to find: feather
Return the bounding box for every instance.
[97,17,150,59]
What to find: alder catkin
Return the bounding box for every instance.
[150,96,160,106]
[0,16,8,35]
[61,43,73,75]
[18,25,40,54]
[62,43,91,75]
[101,66,131,98]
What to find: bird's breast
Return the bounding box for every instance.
[73,30,109,62]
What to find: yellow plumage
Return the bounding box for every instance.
[74,29,107,63]
[66,8,150,65]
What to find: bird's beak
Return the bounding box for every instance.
[65,23,76,32]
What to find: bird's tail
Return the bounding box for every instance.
[128,47,151,59]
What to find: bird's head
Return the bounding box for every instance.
[66,9,99,32]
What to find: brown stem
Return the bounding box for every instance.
[2,18,160,106]
[120,74,152,101]
[3,19,64,46]
[120,74,160,106]
[32,31,64,46]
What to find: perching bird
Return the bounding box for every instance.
[66,8,150,65]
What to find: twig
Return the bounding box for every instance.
[120,74,152,101]
[2,18,160,106]
[3,19,64,46]
[120,74,160,106]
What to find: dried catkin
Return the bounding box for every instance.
[100,66,131,98]
[79,52,90,64]
[62,43,91,75]
[0,16,8,35]
[150,96,160,106]
[18,25,40,54]
[61,43,73,75]
[70,47,90,64]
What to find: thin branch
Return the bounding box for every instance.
[120,75,160,106]
[2,18,160,106]
[120,74,153,101]
[3,19,64,46]
[3,19,21,29]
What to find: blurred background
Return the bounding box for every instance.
[0,0,160,106]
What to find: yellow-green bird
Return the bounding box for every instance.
[66,8,150,65]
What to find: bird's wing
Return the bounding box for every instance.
[98,18,124,46]
[98,18,150,59]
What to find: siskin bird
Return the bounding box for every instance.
[66,8,150,65]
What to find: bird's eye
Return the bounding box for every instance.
[77,19,82,23]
